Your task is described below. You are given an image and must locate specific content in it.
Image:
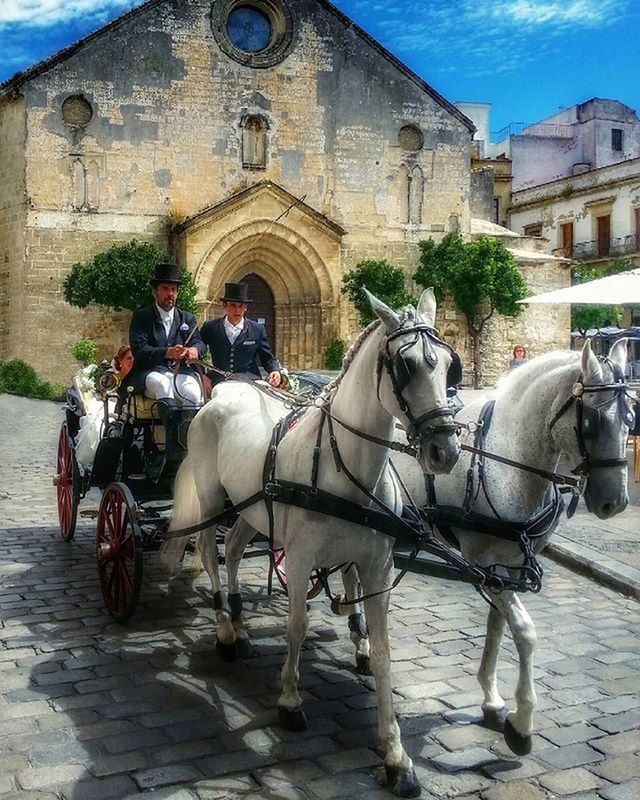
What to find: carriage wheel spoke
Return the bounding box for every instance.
[119,560,133,593]
[98,484,142,622]
[104,500,118,540]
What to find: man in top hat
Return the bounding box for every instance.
[201,282,282,387]
[127,263,206,404]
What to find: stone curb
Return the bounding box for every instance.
[545,540,640,601]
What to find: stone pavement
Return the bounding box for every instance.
[0,394,639,800]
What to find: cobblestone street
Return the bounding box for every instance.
[1,395,639,800]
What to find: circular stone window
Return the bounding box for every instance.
[398,125,424,152]
[61,95,93,128]
[211,0,295,68]
[227,6,272,52]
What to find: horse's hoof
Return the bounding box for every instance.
[235,638,254,660]
[504,718,532,756]
[483,706,508,732]
[277,705,308,731]
[385,765,421,798]
[355,654,372,676]
[215,639,237,663]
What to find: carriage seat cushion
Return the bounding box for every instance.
[126,394,159,420]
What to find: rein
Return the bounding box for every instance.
[459,443,583,489]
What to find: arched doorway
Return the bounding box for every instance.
[240,273,276,346]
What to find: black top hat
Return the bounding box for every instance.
[220,282,251,303]
[150,263,182,285]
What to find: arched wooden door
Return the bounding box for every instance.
[240,273,276,346]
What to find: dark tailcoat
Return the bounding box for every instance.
[127,306,206,393]
[200,317,280,381]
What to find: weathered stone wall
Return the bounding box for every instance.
[0,0,475,382]
[480,256,572,386]
[20,216,167,377]
[0,96,27,362]
[470,167,494,222]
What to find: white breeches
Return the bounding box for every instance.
[144,371,202,405]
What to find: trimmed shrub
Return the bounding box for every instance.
[342,259,417,327]
[63,239,198,313]
[0,359,65,401]
[71,338,99,366]
[323,339,345,370]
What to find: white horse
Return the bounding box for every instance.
[161,290,460,797]
[387,338,631,756]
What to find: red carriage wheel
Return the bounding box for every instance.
[97,482,143,623]
[55,422,80,541]
[272,542,324,601]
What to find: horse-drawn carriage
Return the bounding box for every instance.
[54,364,332,622]
[54,290,636,797]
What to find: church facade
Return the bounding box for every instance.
[0,0,567,384]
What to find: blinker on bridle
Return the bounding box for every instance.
[377,323,461,443]
[549,358,636,478]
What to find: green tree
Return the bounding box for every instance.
[570,260,630,335]
[414,234,528,387]
[63,240,198,313]
[341,259,417,327]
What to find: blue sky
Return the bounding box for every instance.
[1,0,637,137]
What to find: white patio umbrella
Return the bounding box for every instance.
[519,268,640,305]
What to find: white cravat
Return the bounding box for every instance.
[224,317,244,344]
[156,304,175,338]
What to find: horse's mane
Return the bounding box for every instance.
[322,305,420,396]
[495,349,580,402]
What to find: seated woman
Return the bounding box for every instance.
[74,346,134,469]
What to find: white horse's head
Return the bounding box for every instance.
[550,338,631,519]
[366,288,461,474]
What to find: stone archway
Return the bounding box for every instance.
[175,181,345,369]
[197,225,332,369]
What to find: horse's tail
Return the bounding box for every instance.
[159,455,200,573]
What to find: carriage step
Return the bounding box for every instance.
[80,509,98,519]
[127,473,147,481]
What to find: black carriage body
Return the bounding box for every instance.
[61,386,199,499]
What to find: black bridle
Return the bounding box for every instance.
[377,323,460,444]
[549,358,635,478]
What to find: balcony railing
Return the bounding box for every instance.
[552,235,639,260]
[491,122,574,143]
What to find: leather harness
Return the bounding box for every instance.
[165,349,634,600]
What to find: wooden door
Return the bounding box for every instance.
[597,215,610,256]
[561,222,573,258]
[240,273,276,346]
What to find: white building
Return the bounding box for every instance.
[509,156,640,269]
[489,98,640,191]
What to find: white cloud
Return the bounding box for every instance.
[496,0,618,26]
[340,0,632,80]
[0,1,137,28]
